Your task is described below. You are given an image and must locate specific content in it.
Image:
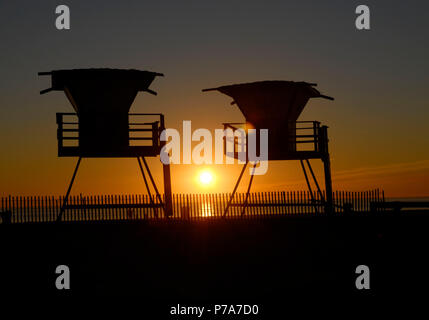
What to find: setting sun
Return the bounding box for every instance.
[198,170,214,186]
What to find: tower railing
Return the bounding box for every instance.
[221,120,326,155]
[56,113,165,157]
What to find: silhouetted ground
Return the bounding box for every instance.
[1,212,428,311]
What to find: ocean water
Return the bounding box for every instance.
[386,197,429,202]
[383,197,429,211]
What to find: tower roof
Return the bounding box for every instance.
[39,68,163,113]
[203,80,333,127]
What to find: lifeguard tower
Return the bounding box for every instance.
[39,68,172,221]
[203,80,334,214]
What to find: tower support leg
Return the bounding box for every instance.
[223,162,248,217]
[162,163,173,217]
[323,155,333,214]
[141,157,164,207]
[241,163,257,216]
[159,116,173,217]
[137,157,157,217]
[300,160,318,214]
[57,157,82,222]
[306,159,324,201]
[141,157,172,217]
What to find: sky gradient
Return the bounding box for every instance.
[1,0,428,197]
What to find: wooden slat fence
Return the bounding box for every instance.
[0,189,384,224]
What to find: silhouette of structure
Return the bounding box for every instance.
[39,69,172,221]
[203,80,334,214]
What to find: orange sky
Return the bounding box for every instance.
[1,85,429,198]
[1,92,429,199]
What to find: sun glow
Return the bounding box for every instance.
[198,170,214,187]
[199,171,213,185]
